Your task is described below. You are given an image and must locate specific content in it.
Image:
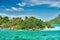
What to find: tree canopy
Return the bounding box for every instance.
[49,14,60,24]
[0,16,53,30]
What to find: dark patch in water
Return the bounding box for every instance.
[42,34,47,36]
[14,38,28,40]
[14,36,19,38]
[14,36,28,40]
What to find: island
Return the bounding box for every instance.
[0,14,60,30]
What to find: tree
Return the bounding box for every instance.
[25,16,28,20]
[2,16,9,23]
[0,16,2,25]
[20,16,44,29]
[0,16,11,28]
[0,15,53,29]
[10,17,23,29]
[49,14,60,24]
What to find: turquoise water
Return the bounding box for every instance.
[52,24,60,27]
[0,24,60,40]
[0,30,60,40]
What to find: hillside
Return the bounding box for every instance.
[49,15,60,24]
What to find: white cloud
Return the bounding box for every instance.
[17,2,26,7]
[6,7,24,11]
[0,13,8,16]
[11,7,24,11]
[6,9,11,11]
[11,7,18,10]
[50,2,60,7]
[23,0,60,8]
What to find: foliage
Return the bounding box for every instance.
[0,16,53,30]
[49,14,60,24]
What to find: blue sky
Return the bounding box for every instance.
[0,0,60,21]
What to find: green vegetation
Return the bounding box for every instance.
[0,16,53,30]
[49,14,60,24]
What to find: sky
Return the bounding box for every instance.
[0,0,60,21]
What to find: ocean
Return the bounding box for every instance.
[0,24,60,40]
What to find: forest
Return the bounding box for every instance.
[0,15,59,30]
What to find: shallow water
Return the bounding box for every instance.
[0,24,60,40]
[0,30,60,40]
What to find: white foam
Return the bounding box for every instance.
[43,27,60,30]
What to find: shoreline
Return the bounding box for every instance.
[0,27,60,31]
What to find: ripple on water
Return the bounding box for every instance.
[0,30,60,40]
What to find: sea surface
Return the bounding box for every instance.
[0,24,60,40]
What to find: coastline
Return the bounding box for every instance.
[0,27,57,31]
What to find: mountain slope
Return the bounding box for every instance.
[50,15,60,24]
